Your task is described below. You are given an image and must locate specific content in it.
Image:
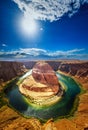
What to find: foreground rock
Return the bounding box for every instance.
[0,106,42,130]
[19,62,62,106]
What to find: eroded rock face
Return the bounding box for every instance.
[22,60,88,78]
[0,61,27,82]
[58,61,88,77]
[32,62,59,85]
[19,62,61,106]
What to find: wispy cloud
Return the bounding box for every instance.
[2,44,7,47]
[13,0,88,22]
[0,48,87,60]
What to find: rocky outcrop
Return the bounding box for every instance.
[0,61,27,82]
[32,62,59,85]
[0,106,42,130]
[22,61,62,71]
[58,61,88,77]
[19,62,62,106]
[22,60,88,78]
[0,60,88,130]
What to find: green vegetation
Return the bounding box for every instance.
[0,85,8,108]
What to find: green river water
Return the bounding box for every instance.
[4,71,81,121]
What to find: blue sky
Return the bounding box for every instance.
[0,0,88,60]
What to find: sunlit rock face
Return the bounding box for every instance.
[32,62,59,85]
[19,62,62,106]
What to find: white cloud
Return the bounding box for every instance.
[2,44,7,47]
[20,48,47,56]
[13,0,88,22]
[0,48,87,60]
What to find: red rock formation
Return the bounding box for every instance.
[22,60,88,78]
[0,61,27,82]
[19,62,61,105]
[58,61,88,77]
[32,62,59,85]
[22,84,59,94]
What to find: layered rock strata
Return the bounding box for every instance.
[32,62,59,85]
[19,62,62,106]
[0,61,27,82]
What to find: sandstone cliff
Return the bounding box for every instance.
[0,60,88,130]
[19,62,61,106]
[58,61,88,78]
[32,62,59,85]
[22,60,88,78]
[0,61,27,82]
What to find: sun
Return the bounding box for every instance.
[21,17,38,37]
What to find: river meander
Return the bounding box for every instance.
[4,71,81,121]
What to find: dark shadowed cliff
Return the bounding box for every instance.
[0,60,88,82]
[0,61,27,82]
[58,61,88,78]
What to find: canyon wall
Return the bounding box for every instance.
[22,60,88,78]
[0,60,88,130]
[0,60,88,82]
[58,61,88,78]
[0,61,27,82]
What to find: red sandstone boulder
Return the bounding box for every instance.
[32,62,59,85]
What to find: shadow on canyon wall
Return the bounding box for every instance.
[0,60,87,82]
